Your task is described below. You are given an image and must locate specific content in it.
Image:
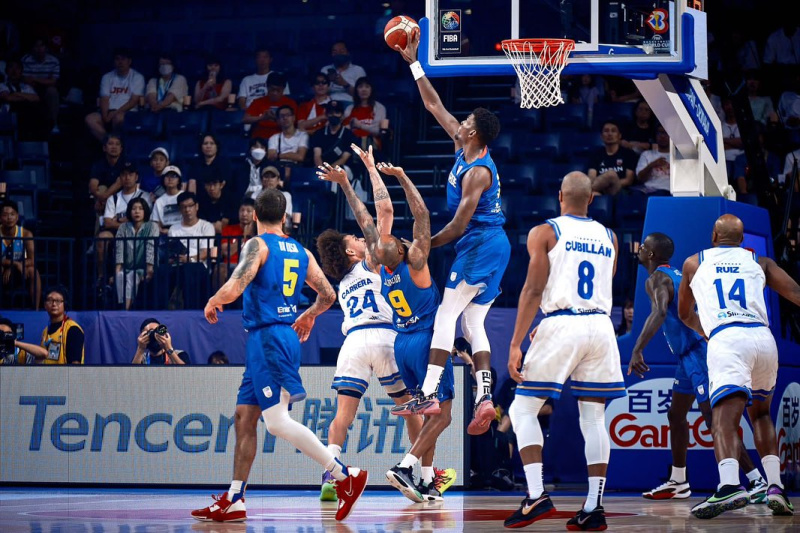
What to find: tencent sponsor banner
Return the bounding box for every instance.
[0,367,465,486]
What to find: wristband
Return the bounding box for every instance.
[410,61,425,81]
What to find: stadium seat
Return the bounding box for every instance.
[122,111,163,137]
[0,112,16,137]
[125,136,171,164]
[544,103,589,130]
[521,133,560,160]
[737,193,758,206]
[588,194,613,226]
[614,194,648,230]
[21,164,50,192]
[591,101,636,130]
[164,111,209,137]
[217,132,249,159]
[16,141,49,162]
[1,169,35,188]
[501,164,538,194]
[512,195,559,228]
[495,106,542,132]
[425,195,449,223]
[558,131,603,159]
[209,110,246,134]
[170,136,201,165]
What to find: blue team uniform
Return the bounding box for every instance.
[237,233,309,410]
[381,261,454,401]
[656,266,709,403]
[446,147,511,304]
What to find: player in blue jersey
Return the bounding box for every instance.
[630,232,766,503]
[393,32,511,436]
[318,161,454,503]
[193,188,368,523]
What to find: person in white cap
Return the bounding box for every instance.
[151,165,184,234]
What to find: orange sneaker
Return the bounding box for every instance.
[335,468,368,521]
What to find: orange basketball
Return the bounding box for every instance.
[384,15,419,51]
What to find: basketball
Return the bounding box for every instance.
[384,15,419,51]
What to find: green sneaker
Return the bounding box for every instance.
[691,484,748,519]
[320,471,337,501]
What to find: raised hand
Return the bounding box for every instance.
[395,27,421,64]
[316,162,349,186]
[351,143,376,169]
[376,162,406,178]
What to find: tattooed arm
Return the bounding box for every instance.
[292,249,337,342]
[378,163,430,271]
[204,237,266,323]
[351,144,394,235]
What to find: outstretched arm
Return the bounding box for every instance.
[678,254,705,338]
[293,250,337,342]
[378,163,430,270]
[431,167,490,248]
[629,272,672,377]
[317,163,379,257]
[760,256,800,306]
[395,30,461,148]
[205,238,266,323]
[351,144,393,235]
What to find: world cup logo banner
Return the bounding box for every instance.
[777,382,800,479]
[605,378,755,450]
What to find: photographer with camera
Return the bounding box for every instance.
[0,317,34,365]
[132,318,190,364]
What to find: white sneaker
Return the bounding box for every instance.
[747,477,768,504]
[642,479,691,500]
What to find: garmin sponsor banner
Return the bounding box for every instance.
[777,382,800,481]
[0,367,465,486]
[605,377,755,450]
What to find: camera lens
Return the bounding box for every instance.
[156,324,168,336]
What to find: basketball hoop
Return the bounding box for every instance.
[501,38,575,109]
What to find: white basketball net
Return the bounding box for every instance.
[502,39,575,109]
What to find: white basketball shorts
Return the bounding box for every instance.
[517,313,626,400]
[707,324,778,407]
[331,325,406,397]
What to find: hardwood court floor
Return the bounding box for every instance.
[0,488,797,532]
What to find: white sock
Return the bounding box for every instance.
[746,468,763,483]
[524,463,544,500]
[762,455,782,488]
[671,466,686,484]
[475,370,492,404]
[328,443,342,459]
[718,458,739,488]
[422,466,434,484]
[421,364,444,397]
[399,453,419,469]
[227,480,245,502]
[584,476,605,512]
[326,457,349,482]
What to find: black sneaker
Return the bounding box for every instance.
[417,480,444,502]
[385,465,424,503]
[566,505,607,531]
[690,484,748,519]
[766,484,794,516]
[503,492,556,528]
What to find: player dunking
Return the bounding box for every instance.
[504,172,625,530]
[392,31,510,436]
[678,215,800,519]
[318,160,453,503]
[193,189,367,522]
[630,232,767,502]
[315,145,425,501]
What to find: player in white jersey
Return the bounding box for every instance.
[679,214,800,519]
[504,172,625,530]
[315,145,424,501]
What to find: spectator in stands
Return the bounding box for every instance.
[587,120,637,195]
[254,166,292,234]
[237,47,288,110]
[721,97,745,176]
[732,123,781,195]
[701,77,724,122]
[297,73,332,135]
[132,318,189,364]
[616,299,634,336]
[729,29,761,73]
[780,147,800,187]
[311,100,357,181]
[244,73,296,140]
[89,133,125,202]
[621,99,655,154]
[115,197,158,309]
[14,285,84,364]
[190,134,232,195]
[208,350,229,364]
[634,124,672,196]
[194,55,231,110]
[140,147,170,199]
[606,76,640,103]
[166,192,215,308]
[220,196,256,268]
[101,162,151,236]
[345,77,387,153]
[85,47,145,142]
[145,54,188,113]
[321,41,366,103]
[0,317,33,365]
[745,71,777,126]
[21,37,60,133]
[267,105,309,173]
[151,165,184,234]
[198,174,235,234]
[568,74,601,124]
[0,58,43,140]
[763,22,800,67]
[1,200,41,310]
[778,72,800,148]
[237,137,267,200]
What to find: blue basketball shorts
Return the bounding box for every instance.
[394,328,455,402]
[237,324,306,410]
[446,226,511,305]
[673,345,710,404]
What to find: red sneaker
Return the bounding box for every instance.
[191,493,227,521]
[335,468,368,521]
[467,397,495,436]
[202,494,247,522]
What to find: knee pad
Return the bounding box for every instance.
[578,400,610,465]
[461,302,492,354]
[430,282,480,351]
[509,395,546,449]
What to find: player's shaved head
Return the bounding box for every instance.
[712,214,744,246]
[375,234,405,269]
[560,171,593,212]
[644,232,674,262]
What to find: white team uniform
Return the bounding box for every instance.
[332,260,405,397]
[518,215,626,400]
[690,246,777,406]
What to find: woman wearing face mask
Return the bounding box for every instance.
[344,77,387,152]
[145,54,188,113]
[194,56,232,110]
[238,138,268,199]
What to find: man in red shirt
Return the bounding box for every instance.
[216,197,256,289]
[243,73,296,140]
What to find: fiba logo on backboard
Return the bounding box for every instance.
[776,382,800,478]
[440,11,460,31]
[605,378,755,450]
